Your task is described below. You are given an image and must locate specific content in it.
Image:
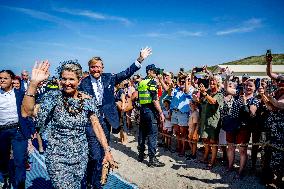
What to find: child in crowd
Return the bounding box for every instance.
[162,99,172,151]
[187,100,199,159]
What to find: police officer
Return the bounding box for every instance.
[137,64,165,167]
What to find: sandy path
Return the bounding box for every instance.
[110,126,266,189]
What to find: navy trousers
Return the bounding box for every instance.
[138,107,158,158]
[0,128,28,189]
[86,114,111,189]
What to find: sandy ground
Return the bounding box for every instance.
[109,125,267,189]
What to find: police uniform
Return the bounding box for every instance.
[137,64,165,167]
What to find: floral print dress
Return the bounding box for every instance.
[36,90,99,189]
[266,109,284,174]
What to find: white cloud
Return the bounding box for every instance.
[175,30,204,37]
[216,18,262,36]
[55,8,131,26]
[132,30,204,39]
[1,6,66,25]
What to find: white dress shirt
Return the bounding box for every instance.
[23,80,30,91]
[0,88,19,125]
[91,76,104,105]
[90,60,142,105]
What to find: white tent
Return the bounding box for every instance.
[216,65,284,78]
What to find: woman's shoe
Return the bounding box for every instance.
[199,159,208,164]
[206,163,214,170]
[186,154,196,160]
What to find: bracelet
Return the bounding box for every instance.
[25,93,36,98]
[203,93,208,97]
[137,57,144,63]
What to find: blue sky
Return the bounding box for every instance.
[0,0,284,76]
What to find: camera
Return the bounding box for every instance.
[155,68,164,75]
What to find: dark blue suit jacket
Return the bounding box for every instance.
[14,88,35,139]
[79,62,140,130]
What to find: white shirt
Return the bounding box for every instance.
[23,80,30,91]
[91,76,104,105]
[0,88,19,125]
[163,109,172,129]
[90,60,142,104]
[188,110,199,133]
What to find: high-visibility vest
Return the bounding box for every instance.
[47,84,59,89]
[138,79,156,105]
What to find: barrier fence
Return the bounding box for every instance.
[158,132,284,152]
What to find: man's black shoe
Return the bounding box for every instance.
[148,157,165,167]
[138,153,147,162]
[186,154,196,160]
[157,142,165,147]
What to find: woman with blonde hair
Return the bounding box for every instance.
[198,76,224,169]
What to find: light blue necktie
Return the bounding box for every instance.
[96,79,103,105]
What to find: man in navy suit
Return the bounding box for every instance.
[20,70,30,92]
[79,47,152,188]
[0,70,32,189]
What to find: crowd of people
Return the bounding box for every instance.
[0,48,283,189]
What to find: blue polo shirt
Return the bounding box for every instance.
[170,87,193,113]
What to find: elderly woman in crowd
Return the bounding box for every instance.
[198,75,224,169]
[21,60,116,189]
[12,76,22,90]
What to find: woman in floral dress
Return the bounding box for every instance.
[22,60,116,189]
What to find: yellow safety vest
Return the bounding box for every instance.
[138,79,156,105]
[47,84,59,89]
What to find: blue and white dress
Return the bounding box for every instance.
[36,90,99,189]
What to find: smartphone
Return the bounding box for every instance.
[197,78,209,89]
[266,49,272,58]
[266,80,273,94]
[195,67,203,72]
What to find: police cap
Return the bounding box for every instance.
[146,64,157,73]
